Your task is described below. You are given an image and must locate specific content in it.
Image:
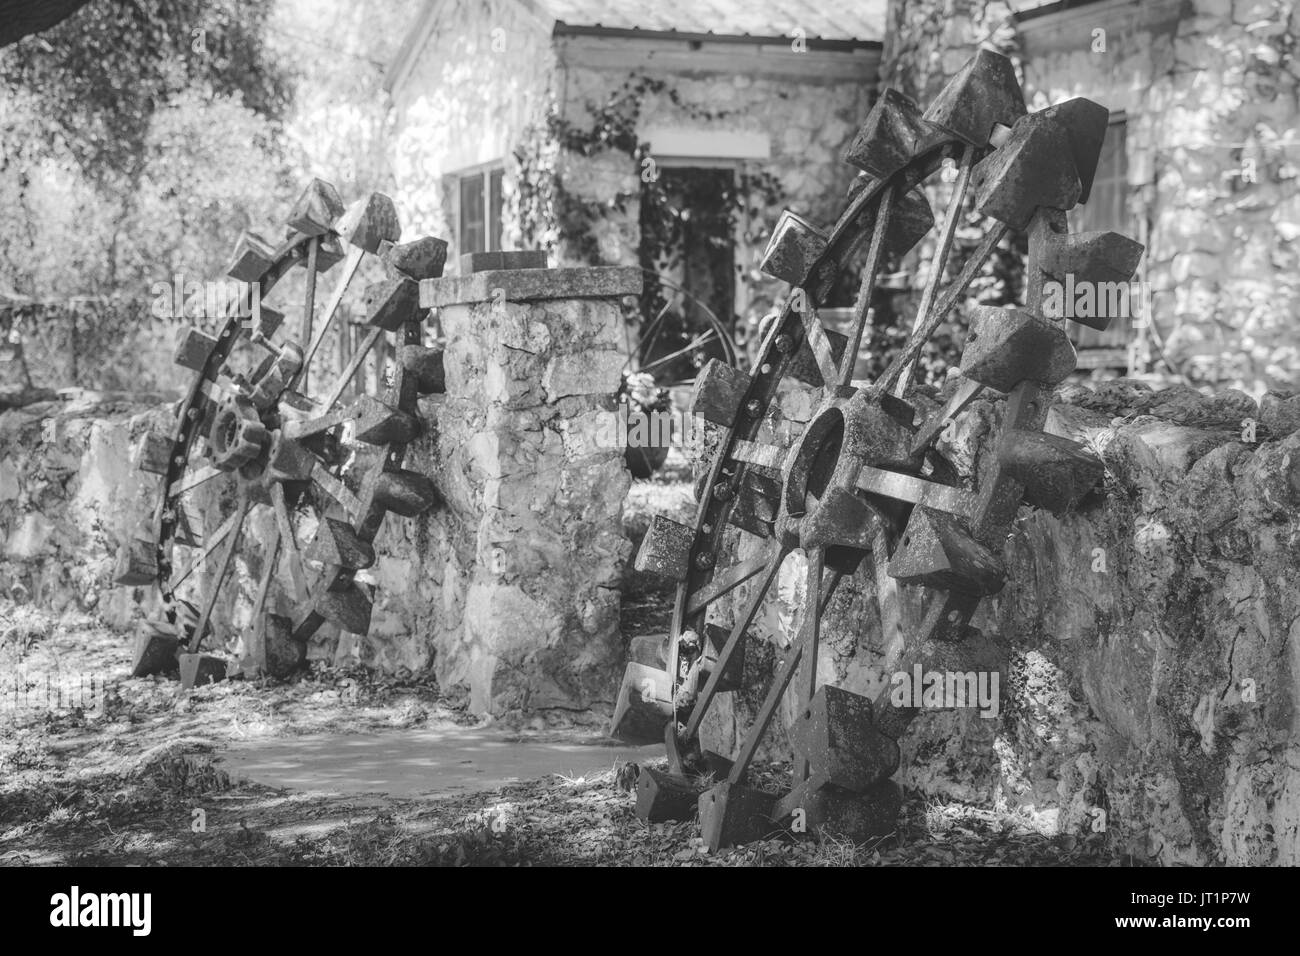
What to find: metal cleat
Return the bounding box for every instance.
[287,178,345,237]
[335,192,401,253]
[1037,97,1110,204]
[136,431,172,475]
[698,780,780,851]
[760,210,828,287]
[998,428,1104,513]
[400,345,446,395]
[690,359,752,427]
[380,236,448,281]
[373,469,441,516]
[1039,230,1145,331]
[307,517,376,570]
[791,685,900,793]
[633,514,695,581]
[262,614,306,679]
[178,653,228,690]
[227,230,277,282]
[773,774,903,842]
[314,582,374,635]
[265,433,316,482]
[800,487,877,552]
[173,326,218,372]
[353,396,420,445]
[920,49,1026,150]
[843,88,928,180]
[130,620,179,678]
[636,766,707,823]
[113,537,157,586]
[888,508,1006,596]
[959,305,1077,392]
[972,112,1082,230]
[842,389,917,470]
[727,469,781,538]
[609,662,673,743]
[364,276,422,331]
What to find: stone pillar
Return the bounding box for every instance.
[399,260,640,717]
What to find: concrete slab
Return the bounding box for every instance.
[216,724,660,799]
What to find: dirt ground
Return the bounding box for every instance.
[1,585,1130,867]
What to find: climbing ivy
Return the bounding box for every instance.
[510,73,784,380]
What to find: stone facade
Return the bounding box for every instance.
[388,0,558,250]
[884,0,1300,395]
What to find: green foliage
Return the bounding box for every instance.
[0,0,289,188]
[0,0,294,299]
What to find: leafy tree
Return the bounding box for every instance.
[0,0,293,295]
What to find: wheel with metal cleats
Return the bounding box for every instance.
[114,179,448,688]
[610,50,1145,851]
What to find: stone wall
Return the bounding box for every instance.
[883,0,1300,395]
[365,265,639,718]
[0,398,167,625]
[700,378,1300,864]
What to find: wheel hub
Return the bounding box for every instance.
[208,396,269,473]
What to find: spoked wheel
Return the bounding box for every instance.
[621,272,739,479]
[115,180,448,688]
[611,50,1144,850]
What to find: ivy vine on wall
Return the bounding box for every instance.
[510,72,784,380]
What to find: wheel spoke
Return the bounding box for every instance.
[893,143,976,394]
[682,545,787,739]
[322,326,384,412]
[730,439,784,471]
[311,460,362,515]
[186,495,251,654]
[685,549,777,617]
[883,222,1008,397]
[246,527,283,657]
[271,482,308,602]
[799,308,841,389]
[727,565,842,786]
[170,463,224,497]
[870,518,905,666]
[909,376,985,456]
[297,236,321,393]
[838,184,896,387]
[168,505,242,591]
[298,244,366,390]
[855,465,975,517]
[794,546,826,782]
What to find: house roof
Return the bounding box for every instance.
[528,0,886,42]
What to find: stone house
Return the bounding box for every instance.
[385,0,886,370]
[883,0,1300,394]
[387,0,1300,396]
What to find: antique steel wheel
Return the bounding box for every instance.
[115,180,448,687]
[611,50,1145,850]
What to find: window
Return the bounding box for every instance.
[1071,115,1127,235]
[452,165,504,255]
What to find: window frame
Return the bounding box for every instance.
[448,160,505,259]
